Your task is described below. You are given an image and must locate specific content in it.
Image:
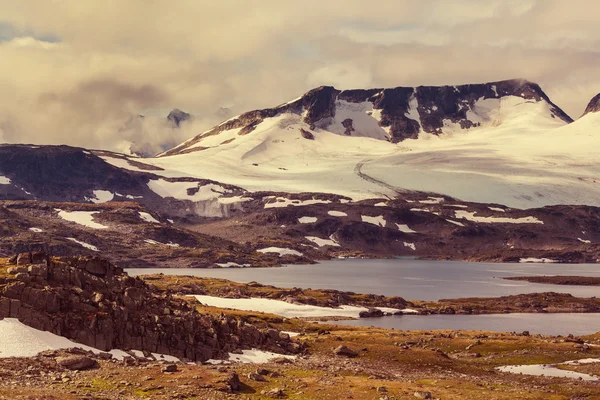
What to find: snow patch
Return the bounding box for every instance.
[519,258,558,263]
[305,236,340,247]
[139,212,160,224]
[361,215,386,227]
[193,295,398,318]
[403,242,416,251]
[488,207,506,212]
[148,179,231,202]
[578,238,592,244]
[216,262,251,268]
[328,210,348,217]
[29,227,43,233]
[206,349,296,365]
[144,239,180,247]
[56,209,108,230]
[90,190,114,204]
[419,197,444,204]
[396,224,416,233]
[446,219,465,227]
[264,197,332,209]
[257,247,302,256]
[298,216,318,224]
[455,210,543,224]
[67,238,99,252]
[0,175,11,185]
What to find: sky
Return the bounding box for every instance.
[1,0,600,155]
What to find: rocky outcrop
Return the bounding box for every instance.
[0,252,301,361]
[582,93,600,117]
[167,108,191,127]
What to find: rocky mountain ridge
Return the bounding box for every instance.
[164,78,573,156]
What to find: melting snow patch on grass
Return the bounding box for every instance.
[298,216,318,224]
[328,210,348,217]
[67,238,99,252]
[361,215,386,227]
[139,212,160,223]
[455,210,543,224]
[305,236,340,247]
[257,247,303,256]
[56,209,108,230]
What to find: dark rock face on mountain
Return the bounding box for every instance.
[582,93,600,117]
[167,108,191,127]
[0,253,301,361]
[165,79,572,154]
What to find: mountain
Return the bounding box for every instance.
[167,108,191,127]
[163,78,571,157]
[582,93,600,117]
[1,80,600,265]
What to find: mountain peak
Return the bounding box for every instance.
[162,79,572,157]
[582,93,600,117]
[167,108,191,127]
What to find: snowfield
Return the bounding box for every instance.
[0,318,178,362]
[97,94,600,210]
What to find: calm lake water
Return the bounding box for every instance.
[127,258,600,301]
[127,259,600,335]
[338,313,600,336]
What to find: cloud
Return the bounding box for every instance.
[0,0,599,153]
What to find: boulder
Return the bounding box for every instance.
[359,308,385,318]
[414,391,432,399]
[333,345,358,358]
[55,355,98,371]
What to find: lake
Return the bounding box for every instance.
[338,313,600,336]
[127,258,600,301]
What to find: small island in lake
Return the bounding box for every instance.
[505,276,600,286]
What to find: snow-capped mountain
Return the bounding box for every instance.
[125,79,600,210]
[1,82,600,264]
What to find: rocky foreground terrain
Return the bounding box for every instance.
[1,254,600,399]
[1,262,600,399]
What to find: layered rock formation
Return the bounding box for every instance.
[0,253,300,361]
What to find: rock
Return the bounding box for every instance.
[248,372,267,382]
[414,391,432,399]
[55,356,98,371]
[300,128,315,140]
[162,364,178,373]
[377,386,388,393]
[359,308,385,318]
[333,345,358,358]
[263,387,286,398]
[226,372,241,392]
[16,252,32,265]
[271,357,294,364]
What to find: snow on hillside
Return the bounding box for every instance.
[99,91,600,209]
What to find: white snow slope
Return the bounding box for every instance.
[100,95,600,209]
